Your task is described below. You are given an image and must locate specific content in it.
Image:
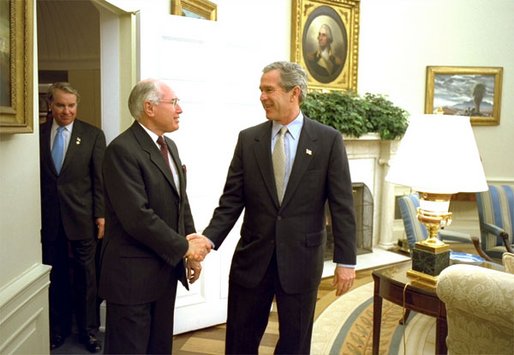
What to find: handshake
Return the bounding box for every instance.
[185,233,213,261]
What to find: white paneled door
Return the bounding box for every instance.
[136,9,246,335]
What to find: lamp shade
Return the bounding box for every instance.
[386,114,487,194]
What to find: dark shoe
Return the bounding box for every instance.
[81,334,102,353]
[50,334,65,350]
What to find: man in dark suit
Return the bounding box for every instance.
[202,61,356,354]
[98,79,212,354]
[39,82,105,353]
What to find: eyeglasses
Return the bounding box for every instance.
[159,98,180,108]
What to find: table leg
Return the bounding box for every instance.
[436,316,448,354]
[372,278,382,355]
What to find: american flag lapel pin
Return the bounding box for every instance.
[306,149,312,156]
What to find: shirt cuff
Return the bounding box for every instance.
[336,263,356,268]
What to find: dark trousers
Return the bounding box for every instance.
[94,238,103,330]
[103,281,177,354]
[42,223,98,339]
[225,254,317,355]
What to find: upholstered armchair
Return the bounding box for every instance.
[436,264,514,354]
[474,184,514,260]
[397,194,472,252]
[503,252,514,273]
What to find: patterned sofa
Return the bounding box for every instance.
[436,263,514,354]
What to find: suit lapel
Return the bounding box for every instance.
[61,120,83,174]
[40,120,56,174]
[166,138,187,233]
[281,118,317,208]
[165,137,183,197]
[131,122,180,197]
[252,119,319,208]
[252,122,279,205]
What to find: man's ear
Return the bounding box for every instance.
[143,101,155,117]
[291,86,301,101]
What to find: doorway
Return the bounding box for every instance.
[37,0,101,129]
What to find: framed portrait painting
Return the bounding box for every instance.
[425,66,503,126]
[291,0,360,91]
[0,0,34,134]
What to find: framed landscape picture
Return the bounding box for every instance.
[291,0,360,92]
[425,66,503,126]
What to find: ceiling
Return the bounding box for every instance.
[37,0,100,69]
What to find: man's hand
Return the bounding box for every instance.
[186,258,202,284]
[185,233,212,261]
[96,218,105,240]
[332,266,355,296]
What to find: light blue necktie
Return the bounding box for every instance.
[52,126,65,174]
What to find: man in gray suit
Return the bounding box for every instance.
[202,61,356,354]
[98,79,211,354]
[39,82,105,352]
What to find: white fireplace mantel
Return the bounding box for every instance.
[343,134,404,249]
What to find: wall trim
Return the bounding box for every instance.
[0,263,51,354]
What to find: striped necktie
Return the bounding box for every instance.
[272,126,287,203]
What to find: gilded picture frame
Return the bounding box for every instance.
[171,0,217,21]
[425,66,503,126]
[291,0,360,92]
[0,0,34,134]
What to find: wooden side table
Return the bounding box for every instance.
[372,261,447,355]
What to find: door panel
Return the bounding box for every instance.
[137,9,247,335]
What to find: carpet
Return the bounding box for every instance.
[312,283,437,355]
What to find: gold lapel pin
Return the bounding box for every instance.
[306,149,312,155]
[76,137,81,145]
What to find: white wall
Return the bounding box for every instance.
[0,132,42,286]
[358,0,514,181]
[1,0,513,352]
[0,2,51,353]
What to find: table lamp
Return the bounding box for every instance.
[386,114,487,286]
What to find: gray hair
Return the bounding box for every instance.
[128,79,163,120]
[262,61,308,103]
[319,23,333,44]
[47,82,81,103]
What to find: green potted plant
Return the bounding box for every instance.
[301,90,408,140]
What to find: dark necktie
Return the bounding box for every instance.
[272,127,287,203]
[157,136,180,194]
[157,136,171,171]
[52,126,65,174]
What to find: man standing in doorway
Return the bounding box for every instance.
[40,82,105,353]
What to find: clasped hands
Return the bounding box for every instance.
[185,233,212,262]
[184,233,212,284]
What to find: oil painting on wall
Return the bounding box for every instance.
[425,66,503,126]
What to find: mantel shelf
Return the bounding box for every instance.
[343,133,381,141]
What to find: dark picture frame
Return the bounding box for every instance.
[0,0,34,134]
[425,66,503,126]
[291,0,360,91]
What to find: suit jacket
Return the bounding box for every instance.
[40,119,105,242]
[204,117,356,294]
[98,121,195,305]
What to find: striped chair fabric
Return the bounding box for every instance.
[476,184,514,259]
[398,193,471,252]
